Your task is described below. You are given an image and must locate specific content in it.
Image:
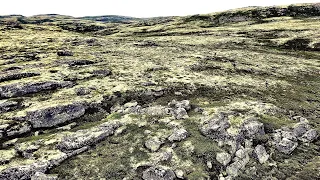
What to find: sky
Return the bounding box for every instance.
[1,0,319,17]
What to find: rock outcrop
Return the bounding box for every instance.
[21,103,86,128]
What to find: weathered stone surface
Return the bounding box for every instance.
[168,100,191,111]
[226,155,250,177]
[241,120,265,139]
[254,145,269,164]
[0,162,48,180]
[142,166,176,180]
[216,152,232,166]
[24,103,86,128]
[300,129,318,142]
[0,100,18,113]
[172,108,189,119]
[168,128,188,142]
[145,137,163,152]
[6,122,31,137]
[31,172,58,180]
[66,60,95,66]
[0,72,40,83]
[201,113,230,140]
[292,122,310,137]
[0,81,73,98]
[276,138,298,154]
[57,122,121,151]
[142,106,170,116]
[15,142,40,158]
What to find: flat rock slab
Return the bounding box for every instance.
[23,103,86,128]
[0,81,73,98]
[57,122,121,151]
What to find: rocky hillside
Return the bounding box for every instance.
[0,3,319,180]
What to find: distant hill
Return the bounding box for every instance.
[79,15,138,23]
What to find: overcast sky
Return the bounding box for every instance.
[1,0,319,17]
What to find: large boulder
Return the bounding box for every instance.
[23,103,86,128]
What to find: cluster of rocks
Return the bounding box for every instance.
[200,110,318,179]
[272,116,318,154]
[112,99,191,120]
[201,112,268,178]
[0,121,121,180]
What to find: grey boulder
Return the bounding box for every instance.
[23,103,86,128]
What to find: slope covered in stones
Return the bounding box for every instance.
[0,3,319,180]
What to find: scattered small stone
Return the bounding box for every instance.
[144,130,152,135]
[168,128,188,142]
[168,100,191,111]
[145,137,163,152]
[175,169,184,179]
[91,69,111,76]
[216,152,231,166]
[194,107,204,113]
[276,138,298,154]
[241,120,265,139]
[57,50,73,56]
[172,108,189,120]
[75,87,91,96]
[142,166,176,180]
[141,81,156,86]
[235,149,246,159]
[254,145,269,164]
[207,161,213,169]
